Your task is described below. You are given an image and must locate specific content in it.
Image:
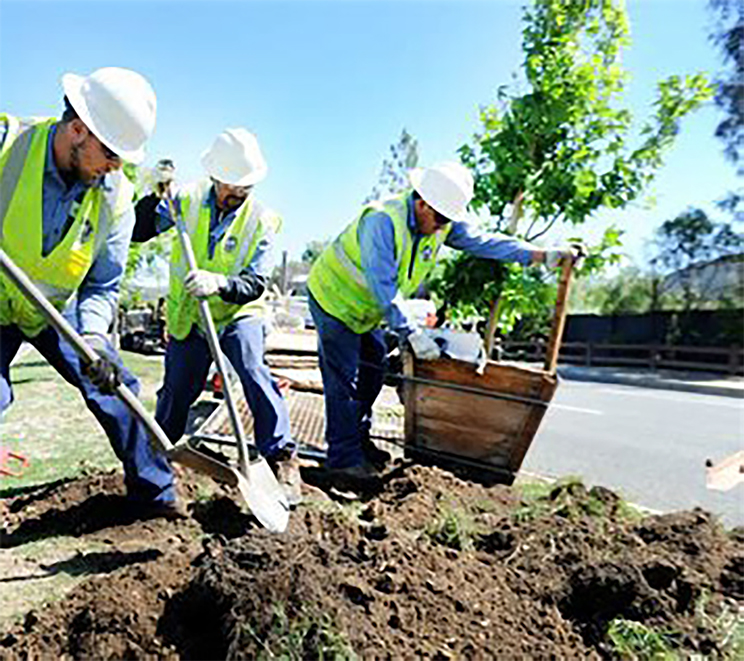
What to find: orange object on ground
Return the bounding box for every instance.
[0,446,29,477]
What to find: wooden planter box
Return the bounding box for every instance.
[402,356,557,484]
[403,259,574,485]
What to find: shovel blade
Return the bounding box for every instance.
[169,444,289,533]
[237,458,290,533]
[167,445,239,486]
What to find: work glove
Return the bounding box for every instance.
[80,333,121,395]
[406,329,442,361]
[545,243,587,269]
[184,270,228,298]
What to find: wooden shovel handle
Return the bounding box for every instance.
[543,258,574,374]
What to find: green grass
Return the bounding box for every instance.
[607,618,677,660]
[695,590,744,660]
[300,498,365,526]
[425,504,479,551]
[511,476,645,525]
[0,348,165,496]
[238,601,357,660]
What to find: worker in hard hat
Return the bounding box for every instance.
[132,159,177,240]
[0,67,179,518]
[307,161,582,486]
[133,128,301,506]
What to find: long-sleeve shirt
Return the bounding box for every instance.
[27,125,131,335]
[132,186,271,305]
[358,193,536,336]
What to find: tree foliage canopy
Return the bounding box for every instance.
[431,0,713,335]
[365,129,419,204]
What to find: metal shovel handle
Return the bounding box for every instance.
[167,196,252,475]
[0,248,176,456]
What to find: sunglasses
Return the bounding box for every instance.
[97,136,120,162]
[212,179,252,196]
[434,210,452,227]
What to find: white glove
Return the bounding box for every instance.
[407,329,441,361]
[545,244,586,268]
[184,270,228,298]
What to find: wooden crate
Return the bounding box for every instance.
[403,259,574,484]
[403,356,557,483]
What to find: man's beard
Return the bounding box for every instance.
[222,194,246,210]
[67,139,99,186]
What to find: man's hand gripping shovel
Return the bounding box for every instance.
[167,195,290,531]
[0,246,288,532]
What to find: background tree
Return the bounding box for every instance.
[708,0,743,218]
[651,207,744,311]
[430,0,713,336]
[365,129,419,204]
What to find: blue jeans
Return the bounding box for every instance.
[155,316,295,458]
[0,320,175,503]
[308,293,387,468]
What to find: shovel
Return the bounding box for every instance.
[0,247,288,532]
[168,196,290,528]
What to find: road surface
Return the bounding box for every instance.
[524,379,744,527]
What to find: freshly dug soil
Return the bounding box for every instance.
[1,464,741,659]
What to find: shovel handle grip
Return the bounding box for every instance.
[0,248,175,456]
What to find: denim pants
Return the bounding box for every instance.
[155,316,295,458]
[0,320,175,503]
[308,293,387,468]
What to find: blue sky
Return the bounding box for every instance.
[0,0,736,267]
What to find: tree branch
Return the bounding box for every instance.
[526,212,562,242]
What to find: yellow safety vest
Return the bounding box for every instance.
[167,180,281,340]
[0,114,132,336]
[307,192,450,334]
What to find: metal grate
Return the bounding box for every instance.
[201,388,404,451]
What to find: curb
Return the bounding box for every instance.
[556,367,744,400]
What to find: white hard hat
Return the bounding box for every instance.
[62,67,157,165]
[153,159,175,183]
[408,161,474,222]
[201,128,268,186]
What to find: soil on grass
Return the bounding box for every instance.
[0,464,742,659]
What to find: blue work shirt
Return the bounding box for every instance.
[154,187,274,280]
[39,126,133,336]
[358,193,536,336]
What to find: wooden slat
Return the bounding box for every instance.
[405,356,558,476]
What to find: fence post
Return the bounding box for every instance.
[586,342,593,367]
[649,345,658,371]
[729,347,740,376]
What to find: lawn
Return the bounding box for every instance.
[0,347,167,497]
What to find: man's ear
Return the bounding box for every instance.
[67,118,89,145]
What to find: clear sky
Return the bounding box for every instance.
[0,0,736,266]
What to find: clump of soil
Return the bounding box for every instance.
[1,465,742,659]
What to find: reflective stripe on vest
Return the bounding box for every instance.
[307,192,449,334]
[0,115,116,337]
[166,181,278,340]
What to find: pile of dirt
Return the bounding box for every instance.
[1,465,742,659]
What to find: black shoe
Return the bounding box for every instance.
[322,461,382,492]
[360,436,391,469]
[267,449,303,507]
[130,500,187,522]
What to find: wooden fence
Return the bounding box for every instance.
[500,341,744,376]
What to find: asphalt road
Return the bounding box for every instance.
[523,380,744,527]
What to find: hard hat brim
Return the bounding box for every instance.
[200,147,268,187]
[408,167,469,223]
[62,73,146,164]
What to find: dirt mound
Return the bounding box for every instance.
[1,465,742,659]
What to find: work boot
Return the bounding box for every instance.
[129,499,187,522]
[268,448,303,507]
[360,436,391,470]
[322,460,382,493]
